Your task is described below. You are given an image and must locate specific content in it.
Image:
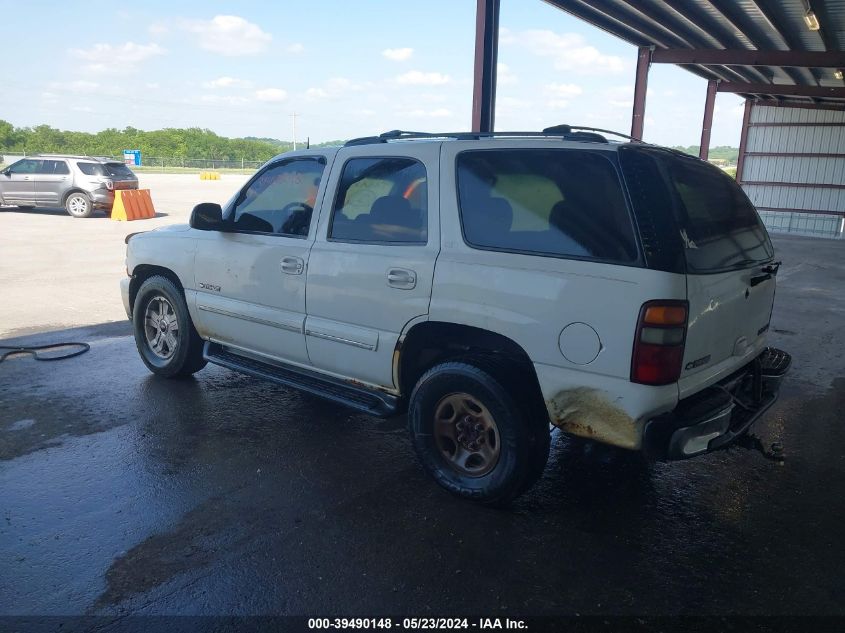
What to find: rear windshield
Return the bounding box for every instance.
[104,162,136,179]
[76,161,136,179]
[456,149,638,263]
[621,148,773,273]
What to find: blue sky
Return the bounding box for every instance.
[1,0,746,147]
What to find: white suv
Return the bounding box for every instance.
[120,127,790,504]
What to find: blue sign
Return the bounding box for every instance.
[123,149,142,167]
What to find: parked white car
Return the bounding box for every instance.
[121,127,790,504]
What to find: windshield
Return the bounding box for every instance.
[621,148,773,273]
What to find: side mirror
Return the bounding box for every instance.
[190,202,226,231]
[1,168,10,177]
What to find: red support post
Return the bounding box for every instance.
[699,79,718,160]
[736,99,754,183]
[471,0,500,134]
[631,46,651,141]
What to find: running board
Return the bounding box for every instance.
[204,342,399,417]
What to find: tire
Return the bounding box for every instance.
[132,275,207,378]
[65,192,93,218]
[408,361,550,505]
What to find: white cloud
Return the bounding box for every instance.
[254,88,287,102]
[405,107,453,118]
[69,42,165,73]
[544,83,582,110]
[545,82,583,99]
[304,77,362,101]
[49,80,101,93]
[200,94,250,105]
[146,82,160,90]
[497,63,518,85]
[204,76,250,89]
[148,22,168,36]
[396,70,451,86]
[286,43,304,54]
[382,47,413,62]
[504,29,626,74]
[183,15,271,56]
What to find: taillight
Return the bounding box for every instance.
[631,300,688,386]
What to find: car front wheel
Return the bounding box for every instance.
[132,275,207,378]
[408,361,550,505]
[65,192,93,218]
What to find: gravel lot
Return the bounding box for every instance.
[0,173,250,338]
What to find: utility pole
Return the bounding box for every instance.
[290,112,298,150]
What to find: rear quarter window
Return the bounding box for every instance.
[622,148,773,273]
[456,149,639,263]
[76,162,105,176]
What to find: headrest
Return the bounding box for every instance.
[370,195,412,221]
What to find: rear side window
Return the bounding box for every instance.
[456,150,638,262]
[329,157,427,244]
[77,162,105,176]
[41,160,69,175]
[624,149,773,273]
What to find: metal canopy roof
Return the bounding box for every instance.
[546,0,845,104]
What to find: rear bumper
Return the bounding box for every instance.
[644,347,791,460]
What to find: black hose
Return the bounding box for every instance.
[0,342,91,363]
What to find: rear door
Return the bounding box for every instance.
[0,159,39,205]
[658,154,776,397]
[304,143,440,389]
[35,159,71,206]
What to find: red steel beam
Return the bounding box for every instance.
[651,48,845,68]
[471,0,500,134]
[631,46,651,140]
[699,79,718,160]
[735,99,753,183]
[717,83,845,98]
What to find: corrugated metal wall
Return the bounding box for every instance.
[740,103,845,239]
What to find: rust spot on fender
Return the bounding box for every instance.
[547,388,641,450]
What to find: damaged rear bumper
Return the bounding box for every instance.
[644,347,791,460]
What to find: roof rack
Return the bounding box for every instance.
[343,125,642,147]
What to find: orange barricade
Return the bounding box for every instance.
[110,189,156,221]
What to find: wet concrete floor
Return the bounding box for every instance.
[1,234,844,618]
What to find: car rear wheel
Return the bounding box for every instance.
[408,361,550,505]
[132,275,207,378]
[65,192,92,218]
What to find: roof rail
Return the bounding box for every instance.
[343,125,642,147]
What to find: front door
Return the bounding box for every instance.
[35,159,71,207]
[305,143,440,389]
[0,158,39,205]
[191,155,330,366]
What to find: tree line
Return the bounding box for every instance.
[0,120,315,161]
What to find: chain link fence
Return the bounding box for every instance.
[1,153,265,173]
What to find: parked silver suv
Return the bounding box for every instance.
[0,155,139,217]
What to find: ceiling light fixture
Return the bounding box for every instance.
[804,9,820,31]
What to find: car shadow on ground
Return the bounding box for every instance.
[0,206,168,218]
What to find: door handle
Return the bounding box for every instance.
[281,256,304,275]
[387,268,417,289]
